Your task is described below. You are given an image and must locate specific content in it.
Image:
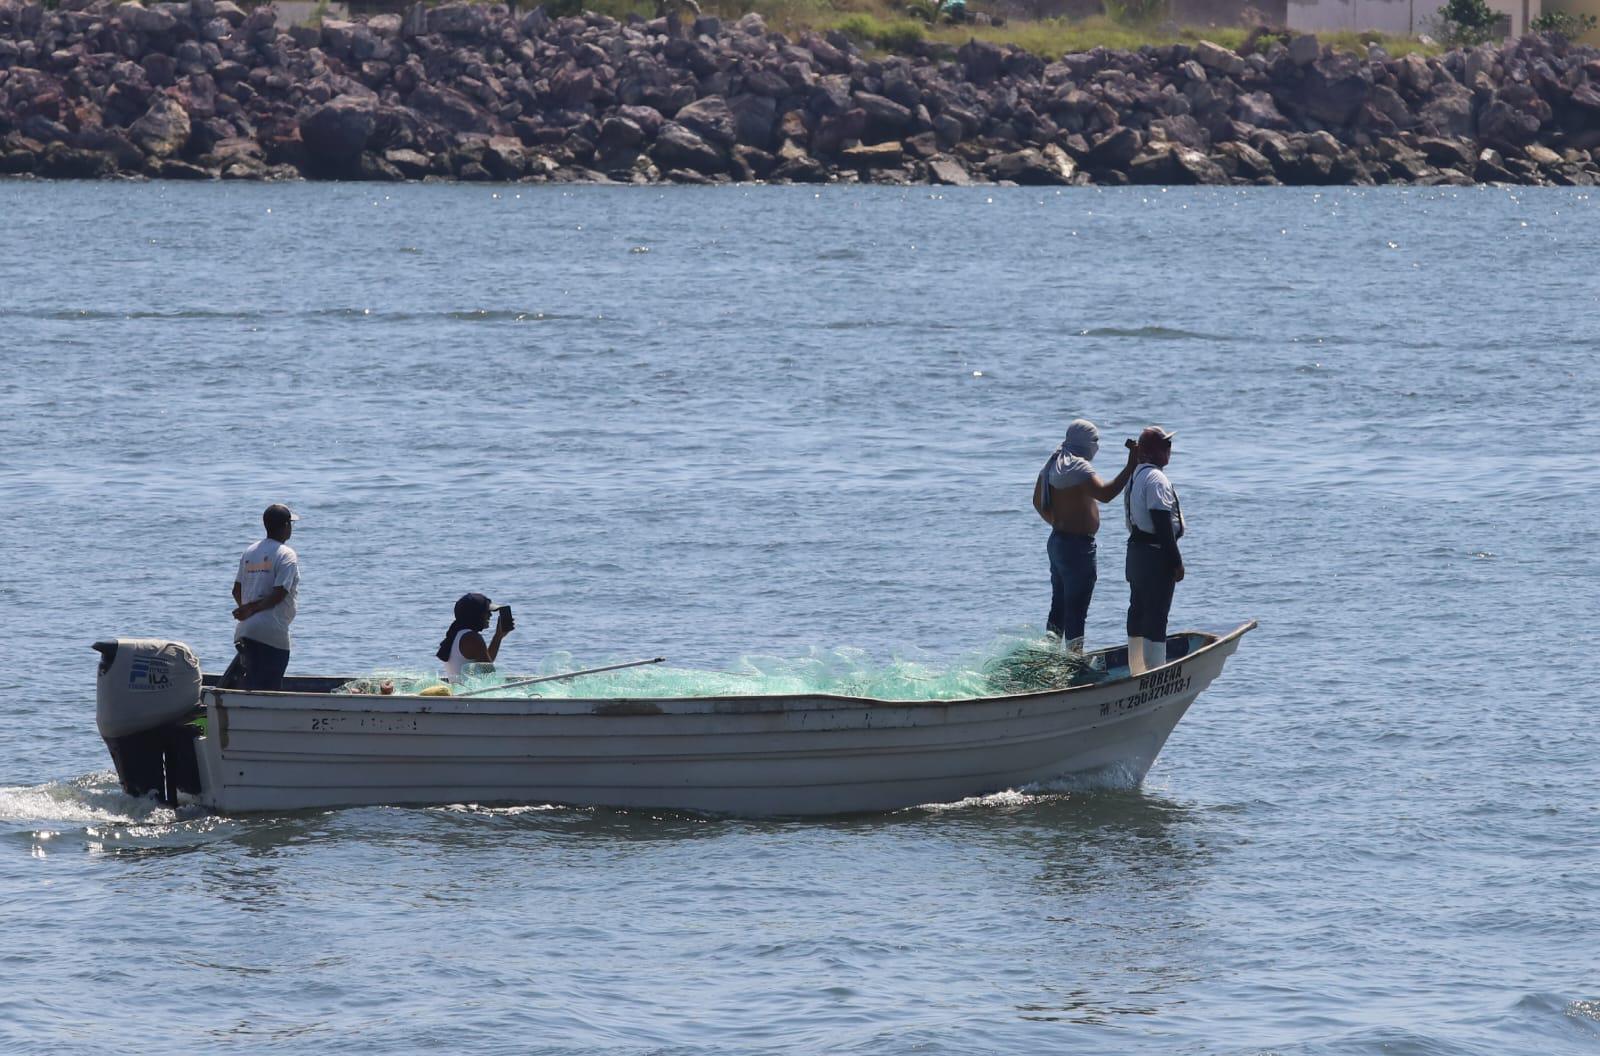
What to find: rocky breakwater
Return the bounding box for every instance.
[5,0,1600,185]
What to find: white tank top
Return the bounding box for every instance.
[443,629,476,682]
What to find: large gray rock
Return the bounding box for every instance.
[1368,84,1414,130]
[1216,140,1273,180]
[367,13,401,37]
[128,95,191,157]
[928,156,972,186]
[957,38,1004,84]
[1523,143,1562,168]
[1302,55,1370,126]
[402,1,427,37]
[299,95,377,173]
[1394,52,1433,96]
[809,76,852,117]
[1233,91,1289,131]
[597,116,645,154]
[39,144,118,178]
[481,136,526,180]
[771,152,827,182]
[1172,147,1228,184]
[1477,99,1540,147]
[730,145,776,181]
[1192,40,1245,78]
[852,91,912,131]
[810,107,866,155]
[320,19,359,58]
[1475,147,1515,182]
[1086,125,1141,169]
[75,129,146,171]
[0,151,38,176]
[1570,84,1600,113]
[729,94,777,148]
[241,4,275,35]
[157,158,218,180]
[427,2,487,36]
[618,106,665,138]
[1418,83,1473,139]
[674,95,737,147]
[991,145,1075,185]
[1152,114,1207,150]
[117,1,177,34]
[383,148,432,178]
[743,65,789,98]
[408,83,492,134]
[651,122,726,174]
[840,141,903,169]
[549,67,597,109]
[1416,136,1474,170]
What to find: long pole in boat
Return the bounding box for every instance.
[453,657,667,698]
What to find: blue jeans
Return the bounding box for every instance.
[219,637,291,692]
[1046,531,1097,642]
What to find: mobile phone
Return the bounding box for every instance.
[1124,438,1137,450]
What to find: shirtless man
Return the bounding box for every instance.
[1032,419,1138,650]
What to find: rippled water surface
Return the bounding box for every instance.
[1,183,1596,1055]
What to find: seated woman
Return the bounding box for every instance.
[436,592,515,682]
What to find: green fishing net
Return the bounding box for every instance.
[332,634,1104,701]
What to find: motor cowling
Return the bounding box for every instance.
[93,639,204,802]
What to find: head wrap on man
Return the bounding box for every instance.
[1039,419,1100,511]
[435,593,497,663]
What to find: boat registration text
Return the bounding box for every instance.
[1100,664,1192,717]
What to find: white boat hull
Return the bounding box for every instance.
[189,623,1254,816]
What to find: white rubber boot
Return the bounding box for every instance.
[1144,639,1166,671]
[1127,637,1147,675]
[1065,636,1085,655]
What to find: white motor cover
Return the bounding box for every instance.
[95,639,203,740]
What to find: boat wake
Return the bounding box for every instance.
[0,772,184,828]
[913,763,1148,814]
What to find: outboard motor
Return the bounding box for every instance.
[93,639,204,803]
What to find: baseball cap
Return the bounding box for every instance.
[454,593,505,622]
[1137,426,1175,448]
[263,503,299,526]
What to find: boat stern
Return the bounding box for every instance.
[93,638,205,804]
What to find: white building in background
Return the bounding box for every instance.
[1287,0,1540,36]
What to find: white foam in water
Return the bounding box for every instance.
[912,765,1147,815]
[0,772,173,826]
[1023,761,1146,794]
[914,788,1044,814]
[432,803,564,817]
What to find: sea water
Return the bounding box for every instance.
[0,183,1596,1055]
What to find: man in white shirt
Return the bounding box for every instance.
[1123,427,1185,675]
[219,504,301,691]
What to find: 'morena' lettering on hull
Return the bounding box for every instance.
[1100,664,1191,717]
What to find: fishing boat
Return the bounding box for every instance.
[91,622,1255,816]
